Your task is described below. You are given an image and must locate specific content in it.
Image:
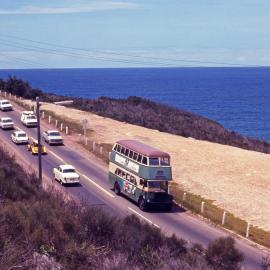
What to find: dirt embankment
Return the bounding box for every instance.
[21,100,270,231]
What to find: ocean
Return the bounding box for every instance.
[0,67,270,142]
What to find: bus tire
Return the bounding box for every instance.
[138,197,146,211]
[114,182,121,195]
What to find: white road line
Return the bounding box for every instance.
[49,151,65,162]
[14,125,21,131]
[128,207,160,228]
[81,173,115,198]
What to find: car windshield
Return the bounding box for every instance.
[63,169,76,173]
[2,102,10,105]
[147,181,168,191]
[18,133,26,137]
[49,132,60,136]
[27,115,36,120]
[3,119,12,123]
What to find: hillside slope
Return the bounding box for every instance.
[1,76,270,154]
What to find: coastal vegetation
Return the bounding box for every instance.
[1,76,270,154]
[0,144,245,269]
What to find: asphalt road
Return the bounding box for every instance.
[0,105,268,269]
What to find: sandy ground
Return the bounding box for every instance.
[23,100,270,231]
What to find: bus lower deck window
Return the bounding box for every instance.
[130,176,137,185]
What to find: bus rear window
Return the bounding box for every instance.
[149,158,159,166]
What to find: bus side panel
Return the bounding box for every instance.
[108,171,126,192]
[108,171,117,189]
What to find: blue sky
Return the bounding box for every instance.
[0,0,270,68]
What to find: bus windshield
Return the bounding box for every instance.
[147,181,168,192]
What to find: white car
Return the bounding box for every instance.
[20,111,38,127]
[11,130,29,144]
[43,130,63,145]
[0,100,13,111]
[0,117,14,129]
[53,165,80,185]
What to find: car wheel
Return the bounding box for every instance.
[138,197,147,211]
[114,182,121,195]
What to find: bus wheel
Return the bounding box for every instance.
[138,197,146,211]
[114,183,121,195]
[165,204,172,212]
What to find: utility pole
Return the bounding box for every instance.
[36,97,42,182]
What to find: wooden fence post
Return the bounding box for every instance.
[183,192,187,201]
[48,115,51,124]
[201,201,205,213]
[222,211,227,225]
[246,223,250,238]
[65,126,69,135]
[55,119,58,127]
[92,141,96,151]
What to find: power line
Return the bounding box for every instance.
[0,33,264,68]
[0,37,182,67]
[0,53,50,68]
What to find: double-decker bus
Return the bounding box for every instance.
[109,140,173,211]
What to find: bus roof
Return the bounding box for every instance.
[116,140,170,158]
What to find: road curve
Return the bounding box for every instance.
[0,104,268,270]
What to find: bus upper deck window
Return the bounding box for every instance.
[149,158,159,166]
[139,179,144,186]
[116,144,121,152]
[126,174,130,180]
[121,147,126,154]
[129,150,134,159]
[142,156,147,165]
[133,152,138,161]
[160,157,170,166]
[113,144,117,151]
[125,148,129,156]
[138,155,142,163]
